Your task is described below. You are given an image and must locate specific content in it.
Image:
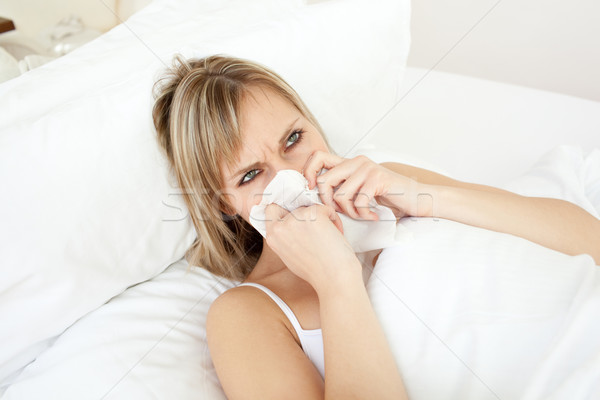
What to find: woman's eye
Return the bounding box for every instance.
[286,132,299,147]
[285,129,303,148]
[240,169,259,185]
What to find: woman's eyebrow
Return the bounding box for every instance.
[230,117,300,181]
[231,161,261,182]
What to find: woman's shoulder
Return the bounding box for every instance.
[207,282,325,398]
[207,282,287,334]
[209,283,270,321]
[208,280,305,344]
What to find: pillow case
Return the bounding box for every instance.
[0,0,410,387]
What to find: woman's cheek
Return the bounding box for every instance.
[239,184,267,218]
[252,182,268,207]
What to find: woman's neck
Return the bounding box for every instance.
[245,238,288,281]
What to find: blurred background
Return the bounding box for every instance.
[0,0,150,36]
[1,0,599,101]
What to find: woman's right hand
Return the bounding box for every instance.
[264,203,363,292]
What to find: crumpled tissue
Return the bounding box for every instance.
[248,169,410,253]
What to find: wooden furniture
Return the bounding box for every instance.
[0,17,15,34]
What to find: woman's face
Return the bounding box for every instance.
[220,85,330,222]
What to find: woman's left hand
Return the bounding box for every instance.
[302,151,418,220]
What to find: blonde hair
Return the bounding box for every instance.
[152,54,331,281]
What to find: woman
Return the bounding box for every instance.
[152,55,599,399]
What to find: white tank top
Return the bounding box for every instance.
[237,282,325,379]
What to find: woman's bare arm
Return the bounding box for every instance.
[381,162,600,264]
[207,287,324,399]
[207,269,408,400]
[315,268,408,400]
[379,162,510,195]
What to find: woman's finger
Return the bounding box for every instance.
[316,175,337,212]
[302,150,343,189]
[334,168,380,220]
[331,168,368,218]
[264,203,290,225]
[316,157,365,212]
[324,204,344,234]
[353,182,379,221]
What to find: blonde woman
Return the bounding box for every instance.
[152,55,599,399]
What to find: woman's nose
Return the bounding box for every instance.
[270,157,304,176]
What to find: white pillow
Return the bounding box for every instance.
[0,0,410,387]
[175,0,411,156]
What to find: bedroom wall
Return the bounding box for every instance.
[0,0,151,38]
[408,0,600,101]
[2,0,598,101]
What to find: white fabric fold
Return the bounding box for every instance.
[248,169,410,253]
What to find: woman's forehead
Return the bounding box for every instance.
[237,87,300,145]
[240,86,296,128]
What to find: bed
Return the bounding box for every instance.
[1,0,599,399]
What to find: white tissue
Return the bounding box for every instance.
[249,169,409,253]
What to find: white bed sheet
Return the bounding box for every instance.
[2,259,235,399]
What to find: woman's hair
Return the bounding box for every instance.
[152,54,331,281]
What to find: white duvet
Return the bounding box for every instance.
[3,145,599,399]
[371,217,599,399]
[367,145,600,399]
